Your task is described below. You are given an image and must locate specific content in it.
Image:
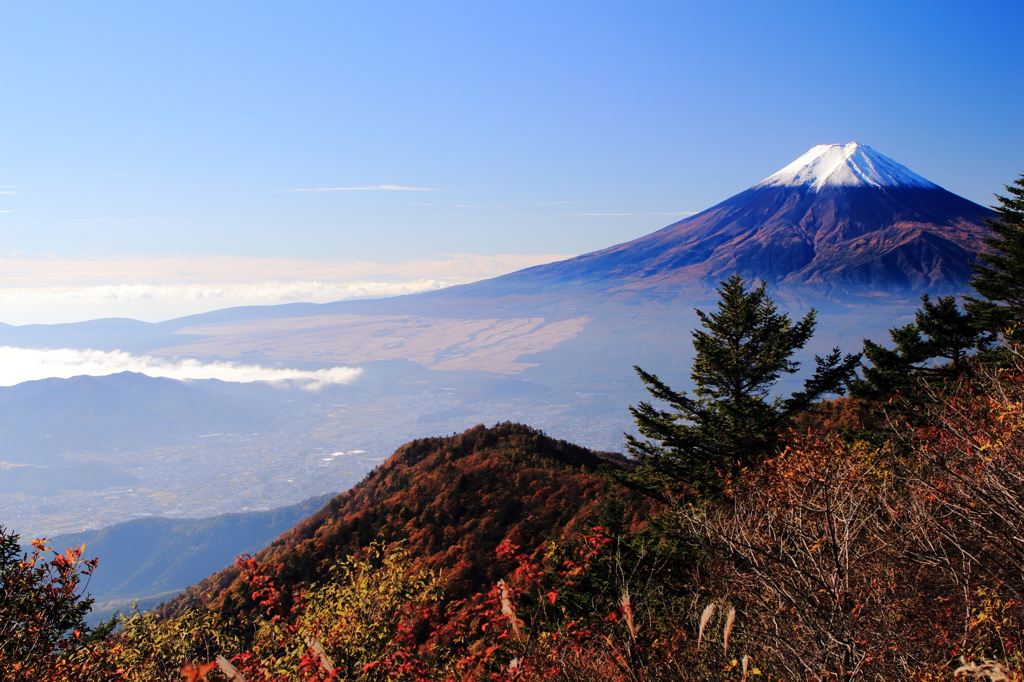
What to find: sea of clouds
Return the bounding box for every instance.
[0,252,573,325]
[0,280,448,326]
[0,346,363,389]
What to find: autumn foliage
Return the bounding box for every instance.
[6,359,1024,680]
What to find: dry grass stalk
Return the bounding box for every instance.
[498,580,522,639]
[697,602,716,649]
[955,657,1018,681]
[723,607,736,655]
[216,655,247,682]
[741,654,751,680]
[304,636,335,673]
[620,591,636,641]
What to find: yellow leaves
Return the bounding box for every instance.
[285,541,442,676]
[112,606,242,681]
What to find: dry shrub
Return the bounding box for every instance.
[680,353,1024,680]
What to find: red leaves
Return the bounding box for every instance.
[558,526,612,586]
[236,554,292,626]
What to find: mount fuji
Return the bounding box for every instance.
[444,142,993,299]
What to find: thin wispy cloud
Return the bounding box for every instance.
[523,201,581,205]
[0,346,363,389]
[0,253,571,288]
[291,184,439,192]
[0,279,448,303]
[574,211,698,216]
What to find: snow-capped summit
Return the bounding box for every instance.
[755,142,938,192]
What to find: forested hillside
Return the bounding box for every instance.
[4,358,1024,680]
[162,422,648,620]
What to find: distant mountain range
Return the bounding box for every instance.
[0,371,309,496]
[0,142,993,347]
[0,372,283,462]
[45,493,334,624]
[104,143,994,383]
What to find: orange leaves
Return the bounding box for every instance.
[236,553,294,626]
[558,526,612,585]
[180,661,217,682]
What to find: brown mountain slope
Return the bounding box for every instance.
[453,185,993,298]
[161,422,648,618]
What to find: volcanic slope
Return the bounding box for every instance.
[160,422,649,618]
[445,142,994,300]
[0,143,996,466]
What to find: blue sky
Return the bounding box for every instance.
[0,0,1021,322]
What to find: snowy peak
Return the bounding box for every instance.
[755,142,939,192]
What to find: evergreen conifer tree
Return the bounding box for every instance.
[966,173,1024,342]
[852,294,991,400]
[623,275,860,499]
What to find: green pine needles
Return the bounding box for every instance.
[623,274,860,499]
[967,172,1024,343]
[853,294,992,400]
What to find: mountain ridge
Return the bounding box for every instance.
[0,145,995,360]
[160,422,648,619]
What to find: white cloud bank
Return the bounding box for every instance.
[0,346,362,389]
[0,253,572,325]
[0,253,570,288]
[0,280,447,325]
